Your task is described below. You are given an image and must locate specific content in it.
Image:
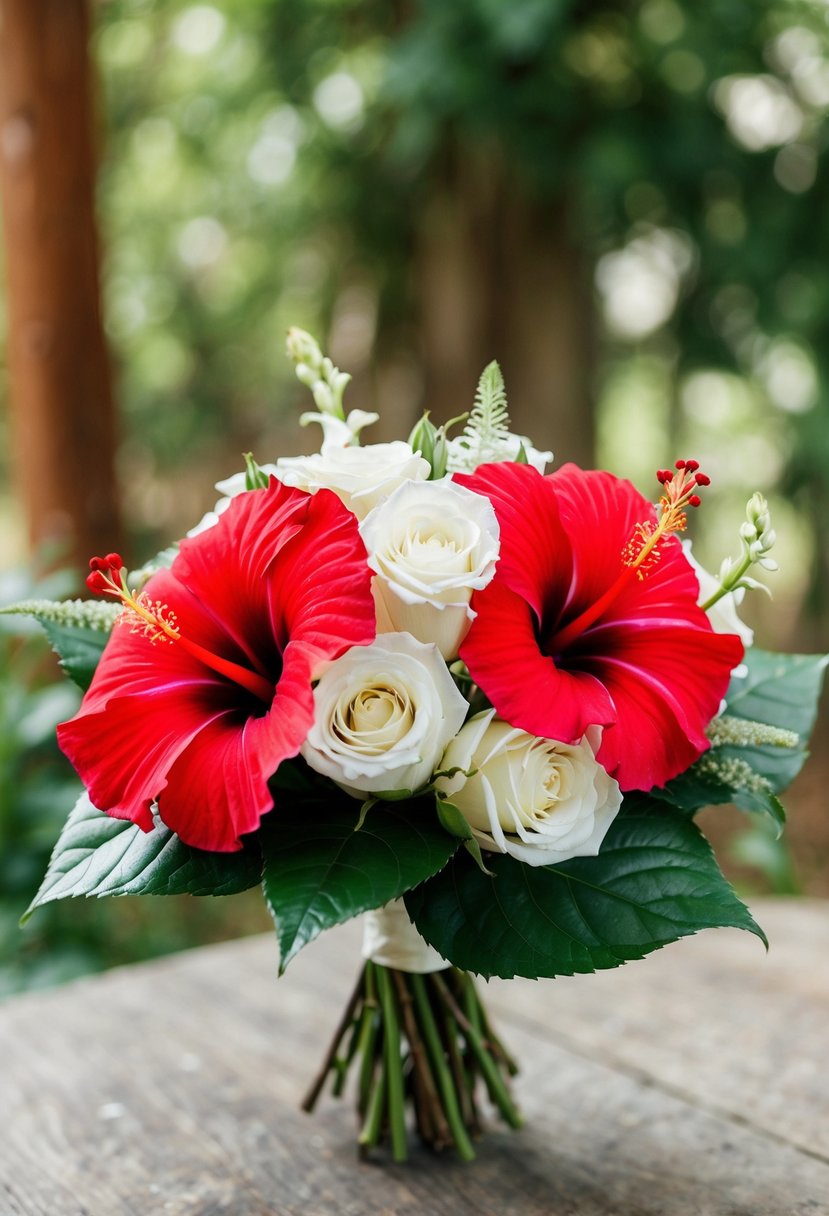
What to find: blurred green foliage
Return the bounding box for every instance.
[89,0,829,607]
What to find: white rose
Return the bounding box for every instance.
[275,441,429,519]
[301,632,468,797]
[359,478,500,659]
[436,711,622,867]
[682,541,754,649]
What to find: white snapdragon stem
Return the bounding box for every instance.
[361,899,449,973]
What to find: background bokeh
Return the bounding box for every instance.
[1,0,827,995]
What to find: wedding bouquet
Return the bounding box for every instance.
[8,330,826,1163]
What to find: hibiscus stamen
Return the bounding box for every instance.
[87,555,274,704]
[623,459,710,578]
[549,460,710,652]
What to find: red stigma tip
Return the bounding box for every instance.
[695,472,711,486]
[105,552,124,570]
[675,459,686,470]
[688,494,702,508]
[685,459,700,472]
[656,469,671,484]
[86,571,107,593]
[89,556,104,571]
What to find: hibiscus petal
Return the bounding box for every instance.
[170,477,310,672]
[461,460,743,791]
[460,581,614,743]
[579,620,743,790]
[58,679,237,832]
[267,488,377,672]
[59,480,375,850]
[456,463,571,621]
[548,464,654,620]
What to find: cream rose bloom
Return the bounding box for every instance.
[275,441,429,519]
[435,711,622,866]
[359,478,500,659]
[301,632,468,797]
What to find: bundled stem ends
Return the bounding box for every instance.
[301,963,522,1162]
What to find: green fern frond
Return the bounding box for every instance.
[463,361,510,451]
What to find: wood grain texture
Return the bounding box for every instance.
[1,898,827,1215]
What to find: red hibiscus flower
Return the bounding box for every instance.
[58,479,376,851]
[457,461,743,791]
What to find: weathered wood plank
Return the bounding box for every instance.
[1,898,827,1215]
[485,896,829,1161]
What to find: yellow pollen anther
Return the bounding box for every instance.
[117,594,181,644]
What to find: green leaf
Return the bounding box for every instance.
[405,802,765,979]
[23,791,262,919]
[661,649,828,822]
[661,756,787,828]
[1,599,119,690]
[40,623,111,691]
[726,648,828,743]
[260,795,459,972]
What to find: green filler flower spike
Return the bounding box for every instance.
[702,492,777,612]
[286,327,351,420]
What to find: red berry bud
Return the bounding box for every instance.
[685,459,699,472]
[688,494,702,508]
[105,552,124,571]
[656,469,671,484]
[695,472,711,486]
[89,556,104,571]
[675,459,686,469]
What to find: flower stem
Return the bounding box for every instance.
[358,1051,387,1154]
[357,962,380,1117]
[300,964,366,1113]
[700,552,752,612]
[375,965,408,1162]
[432,974,523,1129]
[303,962,521,1162]
[410,974,477,1161]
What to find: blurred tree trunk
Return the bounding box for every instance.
[413,143,595,467]
[0,0,121,575]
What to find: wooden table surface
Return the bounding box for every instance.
[2,898,828,1216]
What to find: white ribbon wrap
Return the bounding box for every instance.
[361,899,449,973]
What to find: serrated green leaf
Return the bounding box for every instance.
[23,791,262,919]
[726,649,829,741]
[405,802,765,979]
[1,599,119,690]
[40,622,111,691]
[260,796,459,972]
[660,757,787,828]
[661,649,828,821]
